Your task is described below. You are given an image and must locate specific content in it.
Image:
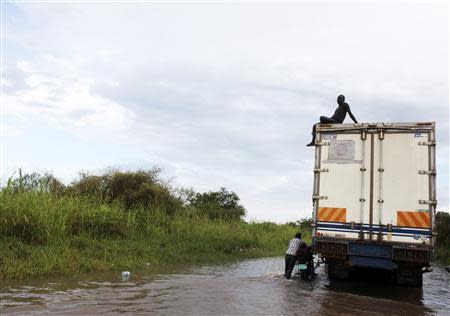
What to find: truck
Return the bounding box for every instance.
[311,122,436,287]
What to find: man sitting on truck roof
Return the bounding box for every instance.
[306,94,358,146]
[285,232,302,279]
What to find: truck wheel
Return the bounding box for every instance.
[327,261,349,280]
[396,265,423,288]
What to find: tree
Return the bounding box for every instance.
[188,187,246,221]
[7,169,65,196]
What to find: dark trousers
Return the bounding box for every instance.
[285,254,297,279]
[307,258,314,277]
[310,116,339,142]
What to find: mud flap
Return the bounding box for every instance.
[350,256,396,270]
[349,243,396,270]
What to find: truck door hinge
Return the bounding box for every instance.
[361,129,367,140]
[419,200,437,205]
[313,168,329,173]
[418,141,436,146]
[418,170,437,175]
[378,128,385,140]
[312,195,328,200]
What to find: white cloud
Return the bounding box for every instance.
[3,1,448,221]
[0,123,22,138]
[6,59,135,137]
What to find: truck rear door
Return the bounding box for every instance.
[314,123,436,246]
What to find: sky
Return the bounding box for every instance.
[1,0,449,222]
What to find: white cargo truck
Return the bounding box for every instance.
[311,122,436,287]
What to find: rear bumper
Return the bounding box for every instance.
[313,237,432,270]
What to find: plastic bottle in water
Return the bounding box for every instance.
[121,271,131,280]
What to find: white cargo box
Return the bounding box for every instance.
[312,122,436,247]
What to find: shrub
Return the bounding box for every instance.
[67,169,182,215]
[436,211,450,263]
[188,187,246,221]
[7,169,65,196]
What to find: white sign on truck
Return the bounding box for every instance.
[312,122,436,287]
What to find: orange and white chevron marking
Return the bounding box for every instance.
[397,211,430,228]
[318,207,347,223]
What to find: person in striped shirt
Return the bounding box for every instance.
[285,232,302,279]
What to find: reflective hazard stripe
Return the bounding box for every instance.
[317,222,432,236]
[397,211,430,228]
[318,207,347,223]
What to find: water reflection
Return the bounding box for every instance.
[0,257,449,315]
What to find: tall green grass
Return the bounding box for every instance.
[0,189,306,279]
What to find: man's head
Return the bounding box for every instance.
[295,232,302,239]
[337,94,345,105]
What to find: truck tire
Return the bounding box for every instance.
[396,265,423,288]
[327,261,349,280]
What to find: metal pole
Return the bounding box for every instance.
[359,129,367,240]
[369,134,374,241]
[429,127,437,247]
[312,129,322,235]
[378,129,384,241]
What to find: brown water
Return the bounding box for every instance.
[1,257,449,315]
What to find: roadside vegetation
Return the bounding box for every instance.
[0,169,308,280]
[435,211,450,265]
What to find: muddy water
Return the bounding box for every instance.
[1,257,449,315]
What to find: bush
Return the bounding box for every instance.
[107,170,181,214]
[188,187,246,221]
[7,169,65,196]
[66,169,183,215]
[436,211,450,264]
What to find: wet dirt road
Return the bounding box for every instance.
[1,257,449,315]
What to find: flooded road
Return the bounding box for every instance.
[1,257,449,315]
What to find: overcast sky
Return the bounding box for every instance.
[2,0,448,222]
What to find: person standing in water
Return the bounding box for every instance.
[307,95,358,146]
[285,232,302,279]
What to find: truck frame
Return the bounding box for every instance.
[311,122,436,287]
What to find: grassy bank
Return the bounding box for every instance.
[0,171,308,279]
